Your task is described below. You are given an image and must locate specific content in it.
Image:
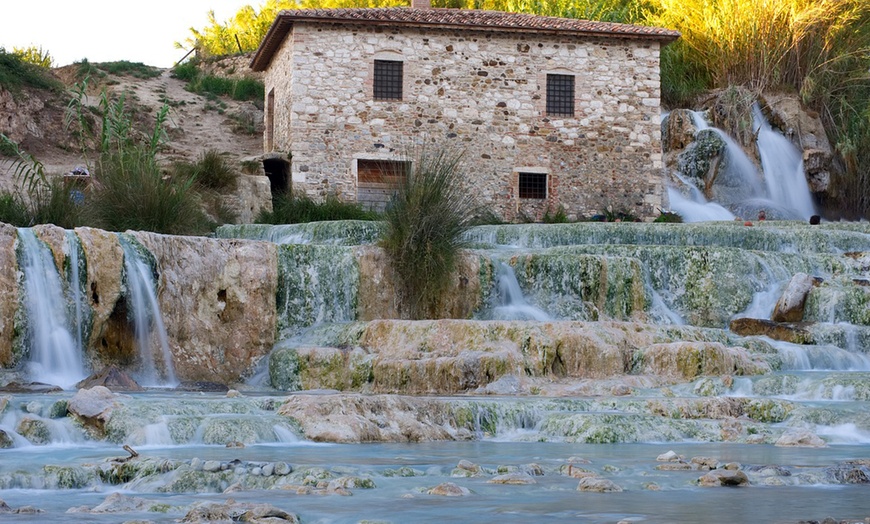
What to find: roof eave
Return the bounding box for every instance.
[251,12,680,72]
[250,16,294,72]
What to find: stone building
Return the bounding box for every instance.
[251,0,679,220]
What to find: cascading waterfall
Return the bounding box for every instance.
[752,103,816,219]
[669,109,816,220]
[485,262,551,321]
[64,231,86,356]
[17,229,86,389]
[119,238,177,388]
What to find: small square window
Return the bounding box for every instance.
[546,74,575,117]
[519,172,547,199]
[373,60,403,101]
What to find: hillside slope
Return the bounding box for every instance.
[0,60,263,192]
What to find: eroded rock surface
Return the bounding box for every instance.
[131,233,277,384]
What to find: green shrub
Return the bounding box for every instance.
[29,178,86,229]
[0,192,31,226]
[94,61,162,79]
[542,206,570,223]
[174,150,238,192]
[0,47,61,93]
[258,192,379,224]
[379,145,478,319]
[654,211,683,223]
[171,61,264,102]
[90,147,208,235]
[170,61,199,82]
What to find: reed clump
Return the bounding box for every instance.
[379,145,479,319]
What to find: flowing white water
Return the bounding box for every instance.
[120,239,178,388]
[18,229,86,389]
[753,103,816,219]
[65,231,85,355]
[679,108,816,220]
[667,187,736,222]
[487,262,551,321]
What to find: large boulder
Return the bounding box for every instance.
[729,318,813,344]
[130,233,277,384]
[662,109,701,152]
[76,365,144,392]
[698,469,749,487]
[772,273,816,322]
[67,386,119,438]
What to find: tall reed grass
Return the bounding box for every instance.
[380,145,478,319]
[648,0,870,217]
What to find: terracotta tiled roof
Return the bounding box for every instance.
[251,7,680,71]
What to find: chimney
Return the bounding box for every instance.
[411,0,431,8]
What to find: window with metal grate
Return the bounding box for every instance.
[519,172,547,199]
[546,74,575,117]
[374,60,403,101]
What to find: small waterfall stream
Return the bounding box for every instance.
[17,229,86,389]
[753,103,816,219]
[669,109,817,221]
[485,262,551,321]
[120,238,177,388]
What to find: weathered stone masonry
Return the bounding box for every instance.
[256,9,678,221]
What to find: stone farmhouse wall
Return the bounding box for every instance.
[263,22,665,221]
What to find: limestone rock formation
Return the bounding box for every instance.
[775,429,827,448]
[356,246,483,320]
[0,224,18,367]
[276,394,473,442]
[131,233,278,383]
[74,227,125,367]
[662,108,701,152]
[488,473,537,484]
[0,429,12,449]
[772,273,815,322]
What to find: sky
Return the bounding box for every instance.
[1,0,254,68]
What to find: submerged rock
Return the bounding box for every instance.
[15,417,50,445]
[276,394,471,442]
[577,477,623,492]
[76,493,162,513]
[427,482,471,496]
[488,473,537,485]
[775,429,827,448]
[0,382,62,393]
[698,470,749,487]
[0,429,13,448]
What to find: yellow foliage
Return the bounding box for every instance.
[12,45,54,69]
